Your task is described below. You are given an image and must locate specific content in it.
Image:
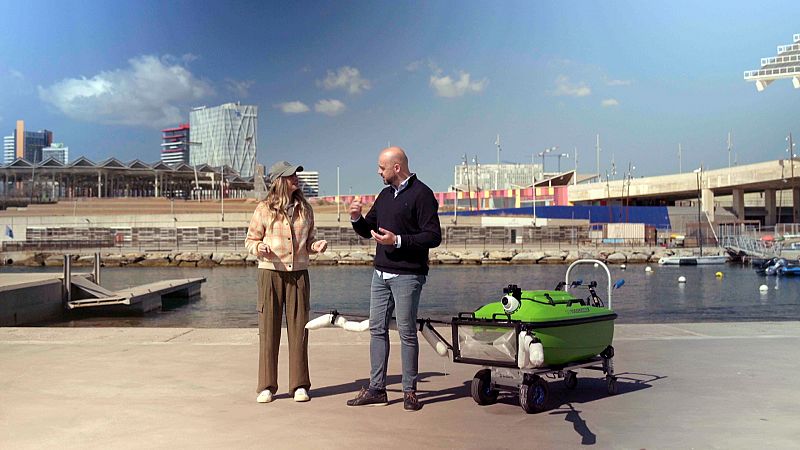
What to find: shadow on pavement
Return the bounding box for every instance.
[309,371,453,401]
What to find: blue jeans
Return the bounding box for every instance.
[368,271,427,393]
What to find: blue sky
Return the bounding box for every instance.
[1,0,799,195]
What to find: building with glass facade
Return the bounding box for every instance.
[42,143,69,164]
[3,135,13,165]
[11,120,53,163]
[160,123,190,166]
[189,103,257,177]
[296,170,319,197]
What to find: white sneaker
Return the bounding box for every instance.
[256,389,273,403]
[294,388,310,402]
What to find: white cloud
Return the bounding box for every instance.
[607,79,632,86]
[405,60,424,72]
[318,66,371,95]
[38,55,213,127]
[225,78,254,98]
[314,99,346,116]
[601,98,620,107]
[274,101,310,114]
[9,69,24,80]
[429,71,488,98]
[552,75,591,97]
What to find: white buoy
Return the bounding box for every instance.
[645,266,653,273]
[620,264,626,270]
[759,284,769,293]
[594,263,599,268]
[678,276,686,283]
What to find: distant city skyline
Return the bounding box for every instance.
[2,1,800,195]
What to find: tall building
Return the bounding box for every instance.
[3,135,13,165]
[454,163,542,191]
[296,171,319,197]
[15,120,24,160]
[160,123,190,166]
[189,103,257,177]
[13,120,53,163]
[42,143,69,164]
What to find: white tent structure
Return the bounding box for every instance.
[745,33,800,91]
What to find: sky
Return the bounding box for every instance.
[1,0,800,196]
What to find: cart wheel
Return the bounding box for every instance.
[471,369,498,405]
[606,376,618,395]
[520,376,549,414]
[564,371,578,390]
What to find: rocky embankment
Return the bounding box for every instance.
[2,247,698,267]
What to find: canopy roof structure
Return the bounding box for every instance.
[744,33,800,91]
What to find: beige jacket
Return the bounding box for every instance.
[244,202,318,271]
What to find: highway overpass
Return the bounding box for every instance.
[568,159,800,225]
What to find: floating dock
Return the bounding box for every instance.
[0,254,205,326]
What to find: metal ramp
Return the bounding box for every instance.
[67,276,206,311]
[719,235,779,259]
[62,253,205,312]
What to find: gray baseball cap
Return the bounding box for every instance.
[268,161,303,181]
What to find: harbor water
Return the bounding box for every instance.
[4,264,800,327]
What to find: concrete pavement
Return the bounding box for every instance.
[1,323,800,449]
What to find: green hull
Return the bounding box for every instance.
[473,289,616,366]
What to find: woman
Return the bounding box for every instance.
[245,160,327,403]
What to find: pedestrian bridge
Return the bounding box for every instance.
[569,159,800,225]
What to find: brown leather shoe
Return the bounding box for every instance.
[403,391,421,412]
[346,387,388,407]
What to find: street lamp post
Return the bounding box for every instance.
[450,186,463,224]
[219,165,225,222]
[624,163,636,222]
[336,166,340,222]
[530,153,538,223]
[595,134,601,180]
[538,147,552,174]
[787,133,797,224]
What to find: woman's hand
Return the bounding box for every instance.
[257,242,271,257]
[311,240,328,253]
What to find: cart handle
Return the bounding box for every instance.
[564,259,613,309]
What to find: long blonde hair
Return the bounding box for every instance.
[264,176,312,230]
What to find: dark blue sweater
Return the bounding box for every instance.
[352,175,442,275]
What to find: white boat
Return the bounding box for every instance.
[658,255,728,265]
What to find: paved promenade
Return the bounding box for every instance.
[2,323,799,449]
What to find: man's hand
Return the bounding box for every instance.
[349,196,362,221]
[371,227,397,246]
[311,239,328,253]
[256,242,271,257]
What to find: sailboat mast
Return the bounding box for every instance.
[697,167,703,257]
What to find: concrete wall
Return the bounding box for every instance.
[0,278,63,326]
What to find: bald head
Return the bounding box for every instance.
[377,146,412,187]
[380,147,409,170]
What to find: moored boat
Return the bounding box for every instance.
[658,255,729,265]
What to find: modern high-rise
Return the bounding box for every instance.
[42,143,69,164]
[13,120,53,163]
[296,171,319,197]
[160,123,190,166]
[3,135,13,165]
[189,103,257,177]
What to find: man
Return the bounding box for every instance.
[346,146,441,412]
